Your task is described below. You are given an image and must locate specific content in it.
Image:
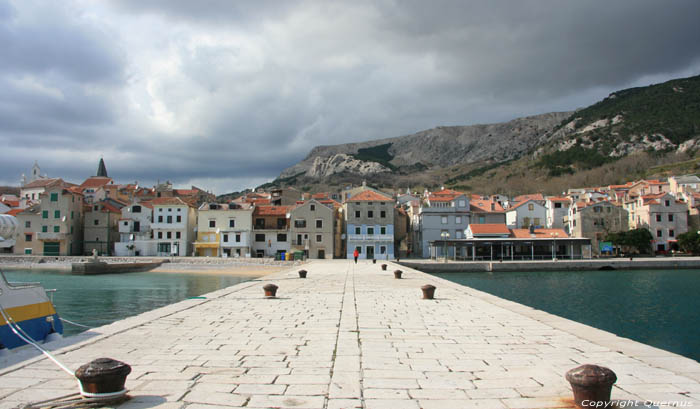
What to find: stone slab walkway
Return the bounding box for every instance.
[1,260,699,408]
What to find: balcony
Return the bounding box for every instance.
[37,232,68,240]
[119,225,151,234]
[347,234,393,242]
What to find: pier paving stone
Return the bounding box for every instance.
[2,260,700,408]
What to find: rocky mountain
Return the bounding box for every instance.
[280,112,572,179]
[264,74,700,195]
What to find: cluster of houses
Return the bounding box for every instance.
[1,160,699,261]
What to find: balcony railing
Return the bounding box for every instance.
[347,234,393,241]
[37,232,68,240]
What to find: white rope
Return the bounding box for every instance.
[60,318,92,329]
[0,304,75,377]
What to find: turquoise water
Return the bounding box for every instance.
[3,270,256,336]
[431,269,700,363]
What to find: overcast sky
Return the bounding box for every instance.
[2,0,699,194]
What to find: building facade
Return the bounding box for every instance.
[624,193,688,252]
[115,201,155,256]
[83,200,123,255]
[251,205,290,258]
[289,199,334,259]
[344,190,394,260]
[150,197,196,256]
[194,202,253,257]
[418,189,470,258]
[568,200,628,255]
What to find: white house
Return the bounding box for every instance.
[150,197,196,256]
[505,199,546,229]
[115,200,155,256]
[194,202,253,258]
[545,196,571,229]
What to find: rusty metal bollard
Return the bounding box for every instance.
[372,259,376,264]
[381,264,387,271]
[75,358,131,398]
[394,270,402,279]
[298,269,307,278]
[421,284,436,299]
[263,283,279,297]
[565,364,617,408]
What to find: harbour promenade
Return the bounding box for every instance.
[1,260,699,408]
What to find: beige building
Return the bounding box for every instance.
[83,200,124,256]
[567,200,628,255]
[289,199,334,259]
[624,192,688,252]
[194,202,253,258]
[14,185,84,255]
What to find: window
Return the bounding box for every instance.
[132,205,141,213]
[355,227,361,234]
[367,202,373,206]
[523,217,530,227]
[355,210,361,218]
[42,225,48,232]
[255,218,265,228]
[176,215,182,223]
[295,219,307,228]
[355,246,362,254]
[669,229,675,238]
[25,221,30,228]
[167,216,173,223]
[54,210,60,219]
[255,234,265,242]
[380,226,386,235]
[229,219,235,228]
[94,219,99,225]
[368,210,374,218]
[479,216,485,224]
[277,218,286,229]
[606,207,611,213]
[668,214,674,222]
[167,232,172,239]
[53,226,59,233]
[534,218,541,226]
[367,227,374,235]
[176,232,181,239]
[657,229,663,238]
[159,208,163,212]
[25,234,32,241]
[665,200,670,207]
[573,220,577,227]
[209,220,216,228]
[380,246,386,254]
[42,210,48,219]
[554,202,562,208]
[316,219,323,229]
[380,210,386,218]
[168,208,172,212]
[593,207,601,213]
[277,233,287,242]
[223,234,229,242]
[50,193,58,202]
[316,234,322,242]
[236,234,241,242]
[71,211,74,220]
[528,204,534,211]
[94,205,99,211]
[456,216,462,224]
[177,208,181,212]
[456,230,462,239]
[310,204,315,211]
[158,216,163,223]
[157,243,171,253]
[656,214,662,222]
[441,216,448,224]
[458,200,466,207]
[158,232,163,239]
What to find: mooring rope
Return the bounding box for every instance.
[59,317,92,329]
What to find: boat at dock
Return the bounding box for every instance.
[0,271,63,350]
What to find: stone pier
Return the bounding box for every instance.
[1,260,699,408]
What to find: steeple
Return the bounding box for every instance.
[96,157,108,177]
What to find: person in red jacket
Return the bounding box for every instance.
[353,248,359,264]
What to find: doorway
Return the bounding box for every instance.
[366,245,374,259]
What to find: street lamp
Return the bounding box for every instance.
[551,232,559,260]
[441,231,450,263]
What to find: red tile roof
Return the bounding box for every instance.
[1,199,20,207]
[547,196,570,202]
[22,178,64,189]
[254,205,290,216]
[6,208,23,216]
[469,224,510,235]
[514,193,544,202]
[79,177,113,189]
[151,197,191,207]
[511,228,568,238]
[508,199,542,210]
[470,199,504,213]
[347,190,392,202]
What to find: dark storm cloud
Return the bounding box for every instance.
[1,0,700,194]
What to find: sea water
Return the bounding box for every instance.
[2,270,256,336]
[431,269,700,362]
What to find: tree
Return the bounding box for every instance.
[677,231,700,254]
[606,228,653,255]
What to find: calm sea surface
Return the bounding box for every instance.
[3,270,256,336]
[431,269,700,362]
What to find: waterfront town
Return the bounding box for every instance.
[1,159,697,261]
